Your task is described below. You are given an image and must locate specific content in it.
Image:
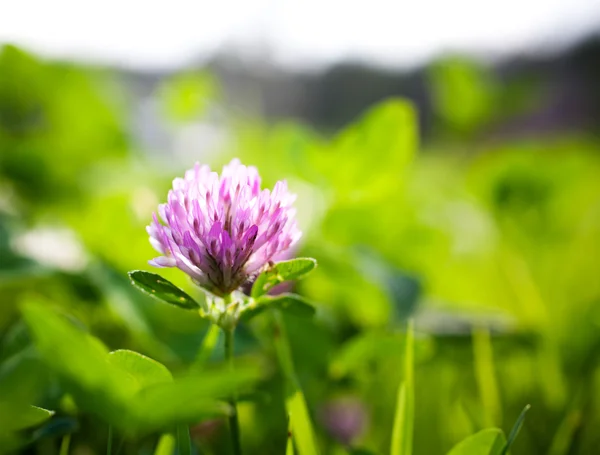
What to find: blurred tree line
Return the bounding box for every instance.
[197,35,600,138]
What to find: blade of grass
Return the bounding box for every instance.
[154,433,176,455]
[177,425,192,455]
[59,434,71,455]
[473,326,502,428]
[286,391,318,455]
[501,404,531,455]
[273,311,320,455]
[107,425,113,455]
[391,319,414,455]
[286,417,295,455]
[548,410,581,455]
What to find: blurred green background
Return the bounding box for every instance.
[1,34,600,454]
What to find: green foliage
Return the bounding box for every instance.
[30,417,79,445]
[1,45,599,455]
[10,406,54,431]
[251,258,317,298]
[158,71,219,122]
[0,45,127,212]
[391,320,414,455]
[241,294,316,322]
[429,57,496,135]
[108,349,173,388]
[444,397,531,455]
[22,303,260,434]
[128,271,201,310]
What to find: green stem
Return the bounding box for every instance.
[177,425,192,455]
[59,434,71,455]
[154,433,176,455]
[107,425,113,455]
[225,328,242,455]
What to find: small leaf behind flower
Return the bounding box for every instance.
[240,294,316,322]
[128,271,200,310]
[251,258,317,298]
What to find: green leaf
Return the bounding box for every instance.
[446,428,507,455]
[21,303,122,392]
[11,406,54,431]
[128,270,200,310]
[22,303,260,434]
[0,349,50,432]
[133,366,261,430]
[328,99,416,195]
[22,302,135,426]
[108,350,173,389]
[251,258,317,298]
[501,405,530,455]
[240,294,316,322]
[391,320,414,455]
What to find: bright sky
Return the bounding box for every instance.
[1,0,599,70]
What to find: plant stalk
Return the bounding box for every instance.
[224,327,242,455]
[107,425,113,455]
[60,434,71,455]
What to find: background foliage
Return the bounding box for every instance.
[0,43,599,454]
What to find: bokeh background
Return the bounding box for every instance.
[1,1,600,454]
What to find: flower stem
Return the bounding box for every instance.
[59,434,71,455]
[107,425,113,455]
[177,425,192,455]
[224,328,242,455]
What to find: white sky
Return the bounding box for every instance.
[1,0,599,70]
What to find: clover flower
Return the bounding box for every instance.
[147,159,301,296]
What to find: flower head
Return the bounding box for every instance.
[147,159,301,296]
